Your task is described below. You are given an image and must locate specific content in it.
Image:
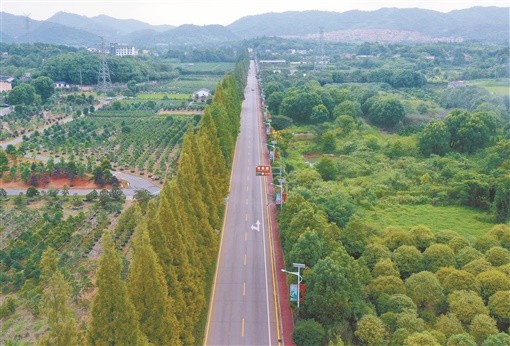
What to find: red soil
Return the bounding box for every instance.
[1,176,104,190]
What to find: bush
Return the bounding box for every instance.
[293,319,326,346]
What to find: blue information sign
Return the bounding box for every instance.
[290,284,298,302]
[276,192,282,205]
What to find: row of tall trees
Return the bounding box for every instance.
[38,56,249,345]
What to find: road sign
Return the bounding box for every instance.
[269,151,274,162]
[256,165,271,176]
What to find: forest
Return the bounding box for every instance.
[258,38,510,345]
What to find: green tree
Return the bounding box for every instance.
[89,231,143,345]
[493,184,510,224]
[463,258,493,277]
[393,245,423,278]
[333,100,362,118]
[477,269,510,301]
[448,290,488,325]
[485,247,510,267]
[38,248,81,345]
[128,223,180,345]
[488,290,510,328]
[446,333,477,346]
[32,76,55,103]
[355,314,387,345]
[404,332,441,346]
[380,294,417,314]
[443,269,480,295]
[157,182,202,344]
[418,121,451,156]
[292,319,326,346]
[288,229,324,268]
[39,271,81,345]
[410,225,436,252]
[405,271,444,311]
[456,247,484,268]
[423,244,456,272]
[373,258,400,278]
[303,250,367,326]
[0,149,8,175]
[368,97,405,128]
[482,333,510,346]
[319,131,337,153]
[315,156,338,180]
[8,83,37,105]
[382,227,413,251]
[310,104,330,123]
[470,314,498,344]
[337,114,357,135]
[435,314,465,339]
[362,243,392,270]
[368,275,406,302]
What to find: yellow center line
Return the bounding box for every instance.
[247,186,249,192]
[245,232,247,241]
[244,254,247,266]
[243,282,246,296]
[242,318,245,337]
[246,198,248,205]
[245,213,248,221]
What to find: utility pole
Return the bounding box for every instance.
[97,37,112,93]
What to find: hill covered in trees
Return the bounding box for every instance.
[1,6,508,46]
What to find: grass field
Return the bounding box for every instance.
[365,204,501,239]
[470,79,510,95]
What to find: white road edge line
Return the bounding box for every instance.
[254,75,272,346]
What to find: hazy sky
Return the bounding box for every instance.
[1,0,509,26]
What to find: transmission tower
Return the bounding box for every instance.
[97,37,112,92]
[314,27,327,70]
[23,13,31,44]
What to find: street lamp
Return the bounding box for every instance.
[281,263,305,308]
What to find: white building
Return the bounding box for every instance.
[110,43,138,57]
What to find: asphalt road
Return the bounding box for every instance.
[204,61,280,345]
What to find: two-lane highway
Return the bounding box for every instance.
[205,61,281,345]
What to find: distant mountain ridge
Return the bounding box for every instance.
[0,7,508,47]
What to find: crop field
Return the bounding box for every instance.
[163,77,220,94]
[135,93,191,100]
[24,114,199,180]
[176,62,235,74]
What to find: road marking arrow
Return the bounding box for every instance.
[251,220,261,232]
